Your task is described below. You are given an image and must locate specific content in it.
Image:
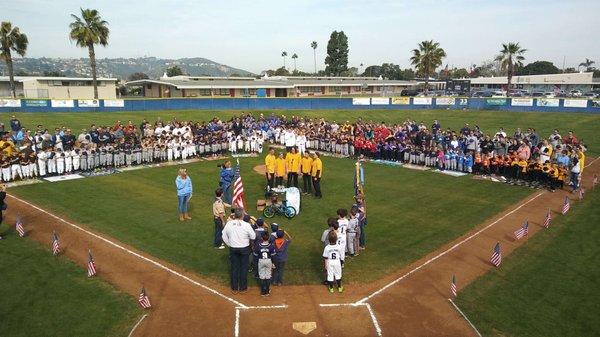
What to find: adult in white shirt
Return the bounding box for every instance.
[222,208,256,292]
[285,129,296,152]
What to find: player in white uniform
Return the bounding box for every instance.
[336,208,349,263]
[323,231,344,293]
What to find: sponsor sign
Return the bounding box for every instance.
[563,99,588,108]
[413,97,433,105]
[370,97,390,105]
[536,98,559,107]
[592,99,600,108]
[51,99,74,108]
[23,99,48,107]
[458,98,468,106]
[435,97,455,105]
[0,99,21,107]
[485,98,507,106]
[352,98,370,105]
[391,97,410,105]
[78,99,100,107]
[103,99,125,107]
[511,98,533,106]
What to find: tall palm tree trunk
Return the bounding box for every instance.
[6,54,16,98]
[294,59,297,72]
[88,43,98,99]
[313,50,317,74]
[506,63,512,97]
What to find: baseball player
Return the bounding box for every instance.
[323,231,344,293]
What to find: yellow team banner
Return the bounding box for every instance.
[392,97,410,105]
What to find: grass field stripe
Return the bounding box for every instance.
[127,314,148,337]
[448,299,483,337]
[356,191,545,304]
[7,193,248,309]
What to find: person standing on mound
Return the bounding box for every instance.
[175,168,193,222]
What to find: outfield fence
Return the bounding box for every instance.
[0,97,599,113]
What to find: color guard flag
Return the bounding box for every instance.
[232,159,245,210]
[451,275,457,297]
[15,217,25,237]
[514,221,529,240]
[138,287,152,309]
[52,231,60,256]
[562,196,570,215]
[543,209,552,228]
[490,242,502,267]
[87,250,97,277]
[578,188,585,200]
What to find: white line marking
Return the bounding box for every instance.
[448,299,483,337]
[242,305,288,309]
[234,305,287,337]
[127,314,148,337]
[364,303,383,337]
[357,191,545,304]
[7,193,248,309]
[234,308,240,337]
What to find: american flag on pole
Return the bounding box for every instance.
[52,231,60,256]
[490,242,502,267]
[543,209,552,228]
[232,159,245,210]
[15,217,25,237]
[138,287,152,309]
[514,220,529,240]
[87,250,97,277]
[451,275,457,297]
[578,188,585,200]
[562,196,570,215]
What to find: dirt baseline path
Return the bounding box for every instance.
[7,157,599,337]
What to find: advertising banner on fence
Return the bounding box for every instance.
[458,98,468,106]
[370,97,390,105]
[78,99,100,107]
[0,99,21,107]
[593,100,600,108]
[511,98,533,107]
[536,98,559,107]
[413,97,432,105]
[23,99,48,107]
[51,99,74,108]
[435,97,455,105]
[391,97,410,105]
[563,99,588,108]
[485,98,507,106]
[352,98,370,105]
[103,99,125,107]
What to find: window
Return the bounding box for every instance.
[199,89,211,96]
[242,88,257,96]
[297,86,321,93]
[146,84,152,89]
[329,86,343,92]
[218,89,229,96]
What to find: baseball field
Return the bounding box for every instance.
[2,109,599,337]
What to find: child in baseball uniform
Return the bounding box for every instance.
[256,231,276,296]
[323,231,344,293]
[347,206,360,257]
[336,208,349,265]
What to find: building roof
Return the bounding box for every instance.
[0,76,117,82]
[124,76,418,89]
[469,72,593,85]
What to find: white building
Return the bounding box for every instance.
[469,72,595,93]
[0,76,118,99]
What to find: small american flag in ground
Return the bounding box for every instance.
[562,196,570,215]
[52,231,60,255]
[593,174,598,188]
[232,160,245,210]
[514,221,529,240]
[490,242,502,267]
[87,250,97,277]
[543,209,552,228]
[15,218,25,237]
[578,188,585,200]
[138,287,152,309]
[451,275,457,297]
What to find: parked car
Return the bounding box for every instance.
[583,92,599,98]
[471,91,493,98]
[543,92,556,98]
[569,90,582,97]
[400,90,419,97]
[555,90,567,97]
[531,91,545,97]
[491,90,506,97]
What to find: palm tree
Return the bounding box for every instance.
[311,41,318,74]
[495,42,526,96]
[69,8,109,99]
[410,40,446,93]
[578,58,595,72]
[0,22,28,98]
[281,51,288,69]
[291,53,298,72]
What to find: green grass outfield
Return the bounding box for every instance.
[456,189,600,337]
[4,109,600,155]
[0,233,141,337]
[9,154,532,285]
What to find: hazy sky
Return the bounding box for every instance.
[4,0,599,73]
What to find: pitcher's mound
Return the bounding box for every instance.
[253,164,267,175]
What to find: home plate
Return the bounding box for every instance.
[292,322,317,335]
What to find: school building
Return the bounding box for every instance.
[0,76,118,99]
[125,75,419,98]
[468,72,596,93]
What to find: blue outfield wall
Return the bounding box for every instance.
[0,97,599,113]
